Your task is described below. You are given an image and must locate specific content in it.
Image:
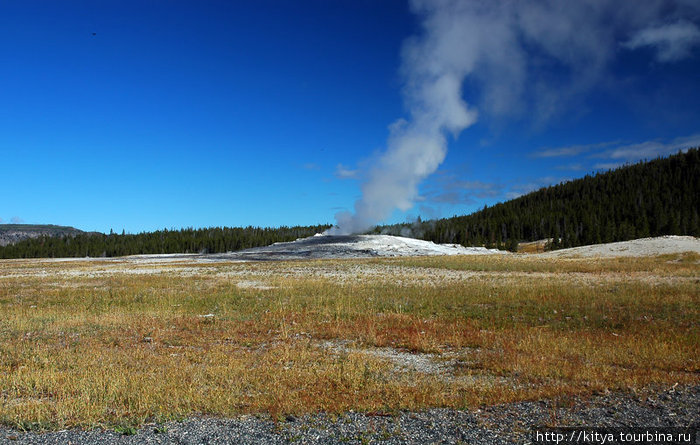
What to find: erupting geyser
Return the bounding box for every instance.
[328,0,697,235]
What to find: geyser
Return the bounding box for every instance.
[328,0,699,235]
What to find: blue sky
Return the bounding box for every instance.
[2,1,699,234]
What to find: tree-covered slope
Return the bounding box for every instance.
[374,148,700,250]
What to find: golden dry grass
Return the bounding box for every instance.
[517,239,549,253]
[0,253,698,430]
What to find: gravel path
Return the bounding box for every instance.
[1,385,696,444]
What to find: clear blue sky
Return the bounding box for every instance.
[2,1,699,234]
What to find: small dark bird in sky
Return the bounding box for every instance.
[91,32,96,36]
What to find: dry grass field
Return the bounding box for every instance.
[0,252,698,431]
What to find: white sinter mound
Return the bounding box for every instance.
[539,235,700,258]
[34,235,698,264]
[219,234,505,261]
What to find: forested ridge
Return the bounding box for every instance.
[374,148,700,250]
[0,225,331,259]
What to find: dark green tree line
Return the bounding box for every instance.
[0,224,331,259]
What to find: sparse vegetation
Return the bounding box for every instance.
[0,253,697,430]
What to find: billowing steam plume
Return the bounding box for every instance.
[329,0,700,235]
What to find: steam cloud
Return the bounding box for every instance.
[329,0,700,235]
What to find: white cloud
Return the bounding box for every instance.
[598,133,700,161]
[531,141,617,158]
[10,216,23,224]
[593,162,624,170]
[426,179,503,204]
[533,146,591,158]
[431,191,463,204]
[532,133,700,168]
[505,176,571,199]
[454,180,501,196]
[334,164,358,179]
[623,21,700,62]
[555,163,585,171]
[505,183,540,200]
[302,163,320,171]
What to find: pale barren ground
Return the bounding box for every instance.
[0,236,698,434]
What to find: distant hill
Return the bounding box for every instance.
[373,148,700,250]
[0,224,85,247]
